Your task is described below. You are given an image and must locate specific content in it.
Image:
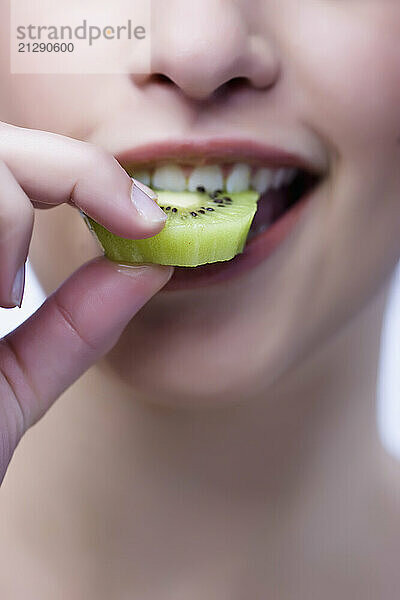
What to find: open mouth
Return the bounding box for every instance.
[118,142,323,290]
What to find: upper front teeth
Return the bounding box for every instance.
[152,164,187,192]
[226,163,251,193]
[134,163,299,194]
[188,165,224,194]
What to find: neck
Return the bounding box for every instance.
[57,282,394,591]
[90,282,389,498]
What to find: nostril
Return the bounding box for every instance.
[149,73,254,95]
[213,76,252,99]
[151,73,175,86]
[146,73,252,102]
[223,76,250,91]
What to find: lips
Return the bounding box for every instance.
[118,138,324,175]
[115,138,324,290]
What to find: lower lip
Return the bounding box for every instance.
[164,189,313,292]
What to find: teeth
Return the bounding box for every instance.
[226,163,251,193]
[133,170,151,186]
[271,167,299,190]
[272,168,288,190]
[283,168,298,185]
[188,165,224,194]
[131,164,300,194]
[251,168,275,194]
[152,164,187,192]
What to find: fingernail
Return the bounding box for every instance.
[115,263,153,275]
[11,263,26,308]
[116,263,174,280]
[132,178,158,200]
[131,181,166,224]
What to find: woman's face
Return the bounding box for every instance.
[1,0,400,406]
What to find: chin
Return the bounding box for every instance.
[104,291,273,409]
[103,272,308,410]
[104,357,263,410]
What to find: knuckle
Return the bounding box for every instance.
[52,294,96,353]
[80,143,116,175]
[0,338,39,437]
[0,371,26,446]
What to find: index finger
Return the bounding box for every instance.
[0,122,166,239]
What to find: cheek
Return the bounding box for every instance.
[0,74,102,136]
[295,11,400,247]
[293,8,400,148]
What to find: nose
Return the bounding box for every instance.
[131,0,280,101]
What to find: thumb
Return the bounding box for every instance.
[0,258,172,476]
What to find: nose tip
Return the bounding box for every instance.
[134,2,280,101]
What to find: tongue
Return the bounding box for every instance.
[251,188,288,231]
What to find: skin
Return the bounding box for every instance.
[0,1,400,597]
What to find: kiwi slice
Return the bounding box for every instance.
[83,190,259,267]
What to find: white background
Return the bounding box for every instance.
[1,260,399,460]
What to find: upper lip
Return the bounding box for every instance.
[116,138,326,176]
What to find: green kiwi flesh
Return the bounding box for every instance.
[84,190,259,267]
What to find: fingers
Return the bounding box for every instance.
[0,160,33,308]
[0,121,166,239]
[0,259,173,446]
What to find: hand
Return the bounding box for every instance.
[0,121,172,484]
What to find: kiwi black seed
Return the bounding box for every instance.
[85,189,259,268]
[155,190,238,218]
